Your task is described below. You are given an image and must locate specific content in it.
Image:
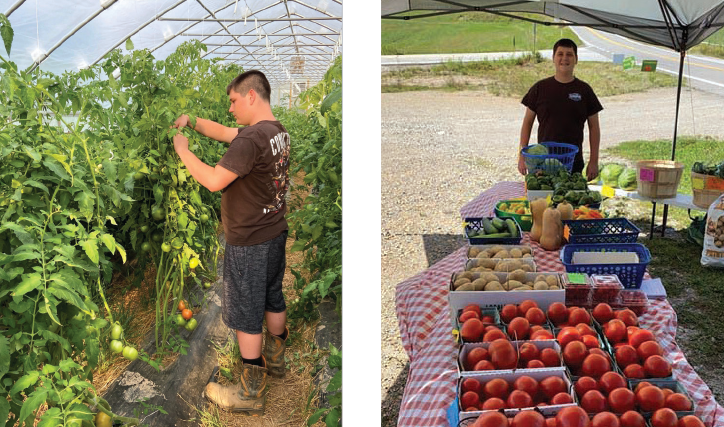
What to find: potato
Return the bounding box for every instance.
[512,285,533,291]
[487,245,505,256]
[506,280,525,290]
[456,283,475,291]
[468,247,481,258]
[526,281,534,288]
[453,277,471,289]
[508,260,522,271]
[494,260,511,272]
[548,285,560,290]
[520,264,533,272]
[460,271,475,280]
[522,253,533,258]
[509,248,523,258]
[494,250,511,259]
[535,274,546,283]
[520,246,532,255]
[508,269,527,283]
[545,275,559,287]
[533,281,549,290]
[478,259,497,269]
[482,273,499,284]
[484,281,504,291]
[471,278,487,290]
[476,251,491,259]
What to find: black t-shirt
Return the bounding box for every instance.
[522,76,603,160]
[217,120,290,246]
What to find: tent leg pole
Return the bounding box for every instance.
[662,50,686,237]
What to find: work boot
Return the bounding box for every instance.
[203,360,268,416]
[263,327,288,378]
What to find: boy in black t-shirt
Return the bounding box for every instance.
[518,38,603,180]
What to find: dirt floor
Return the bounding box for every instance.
[381,86,724,426]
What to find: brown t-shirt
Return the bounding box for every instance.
[217,120,290,246]
[522,76,603,162]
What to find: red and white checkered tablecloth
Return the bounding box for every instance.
[395,181,724,427]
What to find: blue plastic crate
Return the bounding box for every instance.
[562,218,641,244]
[521,142,579,174]
[463,217,522,245]
[560,243,651,289]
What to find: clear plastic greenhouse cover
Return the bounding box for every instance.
[1,0,341,91]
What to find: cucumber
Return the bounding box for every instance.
[492,217,507,232]
[505,218,519,237]
[481,218,497,234]
[480,232,512,238]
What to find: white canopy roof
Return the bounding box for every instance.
[381,0,724,52]
[1,0,342,87]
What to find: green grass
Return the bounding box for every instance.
[691,27,724,59]
[382,54,679,96]
[382,12,580,55]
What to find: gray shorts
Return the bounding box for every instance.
[221,230,287,334]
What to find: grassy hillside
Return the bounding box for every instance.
[382,12,580,55]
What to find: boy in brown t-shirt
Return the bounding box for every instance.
[171,70,289,415]
[518,38,603,181]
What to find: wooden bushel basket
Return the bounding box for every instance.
[636,160,684,199]
[692,171,724,208]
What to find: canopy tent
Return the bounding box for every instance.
[1,0,342,105]
[383,0,724,228]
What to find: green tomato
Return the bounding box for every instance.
[95,411,113,427]
[175,314,187,326]
[161,242,171,253]
[141,242,152,252]
[110,323,123,340]
[184,318,197,331]
[140,225,149,233]
[152,207,165,221]
[200,214,209,223]
[133,172,144,180]
[152,231,164,242]
[203,282,212,289]
[110,340,123,354]
[171,237,184,250]
[122,346,139,361]
[189,258,199,269]
[201,206,209,214]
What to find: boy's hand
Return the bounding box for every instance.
[173,133,189,154]
[586,161,599,181]
[173,114,190,129]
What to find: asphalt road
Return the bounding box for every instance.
[573,26,724,96]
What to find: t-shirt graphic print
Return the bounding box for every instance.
[218,120,290,246]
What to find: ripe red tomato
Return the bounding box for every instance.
[539,376,567,399]
[563,340,589,368]
[650,408,678,427]
[568,308,591,326]
[676,416,705,427]
[484,378,509,399]
[501,304,518,323]
[462,378,482,394]
[550,392,573,405]
[459,310,481,323]
[181,308,193,320]
[528,359,546,369]
[557,327,582,348]
[608,387,635,413]
[615,345,639,368]
[581,390,608,413]
[178,300,187,311]
[581,335,600,349]
[634,381,653,393]
[576,323,597,337]
[481,397,506,410]
[463,304,482,316]
[604,319,627,343]
[540,348,561,367]
[531,329,555,340]
[511,410,545,427]
[637,341,663,361]
[628,329,655,349]
[518,299,539,317]
[581,353,611,378]
[473,360,495,371]
[507,317,531,340]
[664,392,691,411]
[575,376,599,398]
[643,355,672,378]
[592,303,615,323]
[466,347,489,370]
[489,339,517,369]
[507,390,533,409]
[598,371,627,395]
[555,406,591,427]
[615,309,639,327]
[513,376,538,396]
[547,302,568,325]
[483,328,508,342]
[635,385,665,412]
[475,411,509,427]
[591,412,620,427]
[519,343,540,362]
[619,411,646,427]
[526,307,547,325]
[460,391,479,409]
[623,364,645,379]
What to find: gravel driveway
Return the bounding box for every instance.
[381,86,724,426]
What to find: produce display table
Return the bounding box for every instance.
[395,181,724,427]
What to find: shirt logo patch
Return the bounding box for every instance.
[569,92,582,101]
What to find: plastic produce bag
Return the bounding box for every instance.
[701,194,724,267]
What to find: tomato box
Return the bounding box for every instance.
[458,340,563,373]
[591,274,624,304]
[627,378,696,418]
[456,367,577,422]
[617,290,649,316]
[561,272,593,301]
[449,271,565,317]
[455,306,502,334]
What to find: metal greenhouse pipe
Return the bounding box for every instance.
[4,0,25,17]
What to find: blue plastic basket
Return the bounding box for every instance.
[521,142,579,174]
[463,217,522,245]
[562,218,641,244]
[560,243,651,289]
